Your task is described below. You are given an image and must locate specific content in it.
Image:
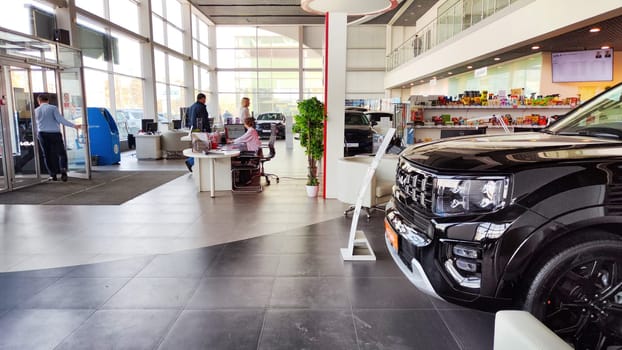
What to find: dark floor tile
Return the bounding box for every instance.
[187,277,274,309]
[20,277,129,309]
[279,235,348,255]
[67,256,154,277]
[354,309,461,350]
[137,248,221,278]
[430,295,471,310]
[56,309,178,350]
[102,278,200,309]
[438,309,495,350]
[259,310,357,350]
[0,276,59,309]
[205,255,280,277]
[0,309,93,350]
[277,254,345,277]
[342,257,404,277]
[347,277,434,309]
[159,310,263,350]
[270,277,350,309]
[222,235,284,255]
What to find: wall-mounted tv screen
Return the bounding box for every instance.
[552,49,613,83]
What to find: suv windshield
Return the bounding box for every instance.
[257,113,284,121]
[345,113,370,126]
[547,83,622,139]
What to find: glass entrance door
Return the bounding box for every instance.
[59,68,88,177]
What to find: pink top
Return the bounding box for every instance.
[233,127,262,152]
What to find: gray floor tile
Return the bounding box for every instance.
[222,235,285,255]
[67,255,154,277]
[270,277,350,309]
[102,278,200,309]
[342,256,404,278]
[438,309,495,350]
[159,310,264,350]
[56,309,179,350]
[187,277,274,309]
[20,277,129,309]
[347,277,434,309]
[205,255,280,277]
[0,309,93,350]
[0,277,59,309]
[276,254,345,277]
[354,309,461,350]
[137,247,222,278]
[259,310,357,350]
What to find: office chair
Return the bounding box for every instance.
[259,125,280,185]
[231,149,263,193]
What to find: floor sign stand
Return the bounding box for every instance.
[341,128,396,261]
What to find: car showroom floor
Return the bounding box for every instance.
[0,140,494,349]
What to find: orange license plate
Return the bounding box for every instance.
[385,220,399,251]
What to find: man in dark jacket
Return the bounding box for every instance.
[185,93,211,172]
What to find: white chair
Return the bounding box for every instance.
[337,155,398,219]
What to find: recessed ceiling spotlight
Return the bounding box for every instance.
[420,80,425,83]
[601,46,610,50]
[494,57,501,61]
[403,18,408,22]
[531,45,540,50]
[589,27,601,33]
[467,65,473,69]
[448,72,453,75]
[410,82,414,86]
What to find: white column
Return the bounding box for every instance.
[138,0,157,121]
[323,12,347,199]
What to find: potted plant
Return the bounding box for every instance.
[293,97,325,197]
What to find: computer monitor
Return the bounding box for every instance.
[146,122,158,133]
[225,124,246,139]
[141,118,154,132]
[172,120,182,129]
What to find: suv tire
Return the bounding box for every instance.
[523,236,622,349]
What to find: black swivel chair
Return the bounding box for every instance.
[231,144,263,193]
[260,125,280,185]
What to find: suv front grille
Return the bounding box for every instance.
[395,159,435,214]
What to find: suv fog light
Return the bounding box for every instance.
[615,291,622,304]
[453,245,479,259]
[455,258,478,273]
[444,260,481,289]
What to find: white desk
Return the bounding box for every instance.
[135,134,162,160]
[183,148,240,197]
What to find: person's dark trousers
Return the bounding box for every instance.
[185,157,194,172]
[38,132,68,178]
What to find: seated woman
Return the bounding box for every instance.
[231,117,263,187]
[232,117,262,153]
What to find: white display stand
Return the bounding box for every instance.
[341,128,396,261]
[135,134,162,160]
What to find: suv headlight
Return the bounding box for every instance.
[434,177,509,216]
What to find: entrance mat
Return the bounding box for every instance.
[0,171,186,205]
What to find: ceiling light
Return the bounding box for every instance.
[420,80,425,83]
[531,45,540,50]
[589,27,601,33]
[448,72,453,75]
[410,82,414,85]
[467,65,473,69]
[601,46,610,50]
[493,57,501,61]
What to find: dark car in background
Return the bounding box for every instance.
[384,82,622,349]
[255,112,286,139]
[344,110,374,156]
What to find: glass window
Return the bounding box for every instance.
[114,75,144,139]
[218,71,257,93]
[113,33,142,77]
[216,27,257,48]
[168,85,185,120]
[199,44,210,65]
[165,0,183,28]
[154,49,166,83]
[109,0,139,33]
[303,49,323,69]
[168,54,185,86]
[258,48,298,69]
[257,27,298,48]
[167,25,184,53]
[76,0,105,17]
[83,68,110,110]
[151,0,164,16]
[217,49,257,69]
[156,82,168,118]
[152,15,165,45]
[303,71,323,97]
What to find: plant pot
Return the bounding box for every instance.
[305,185,319,197]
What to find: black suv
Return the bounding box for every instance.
[385,83,622,349]
[344,111,374,156]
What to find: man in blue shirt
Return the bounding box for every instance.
[35,94,80,181]
[185,93,211,172]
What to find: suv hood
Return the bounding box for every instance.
[402,132,622,172]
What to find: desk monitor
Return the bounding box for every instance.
[225,124,246,139]
[146,122,158,133]
[141,118,154,132]
[172,119,182,129]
